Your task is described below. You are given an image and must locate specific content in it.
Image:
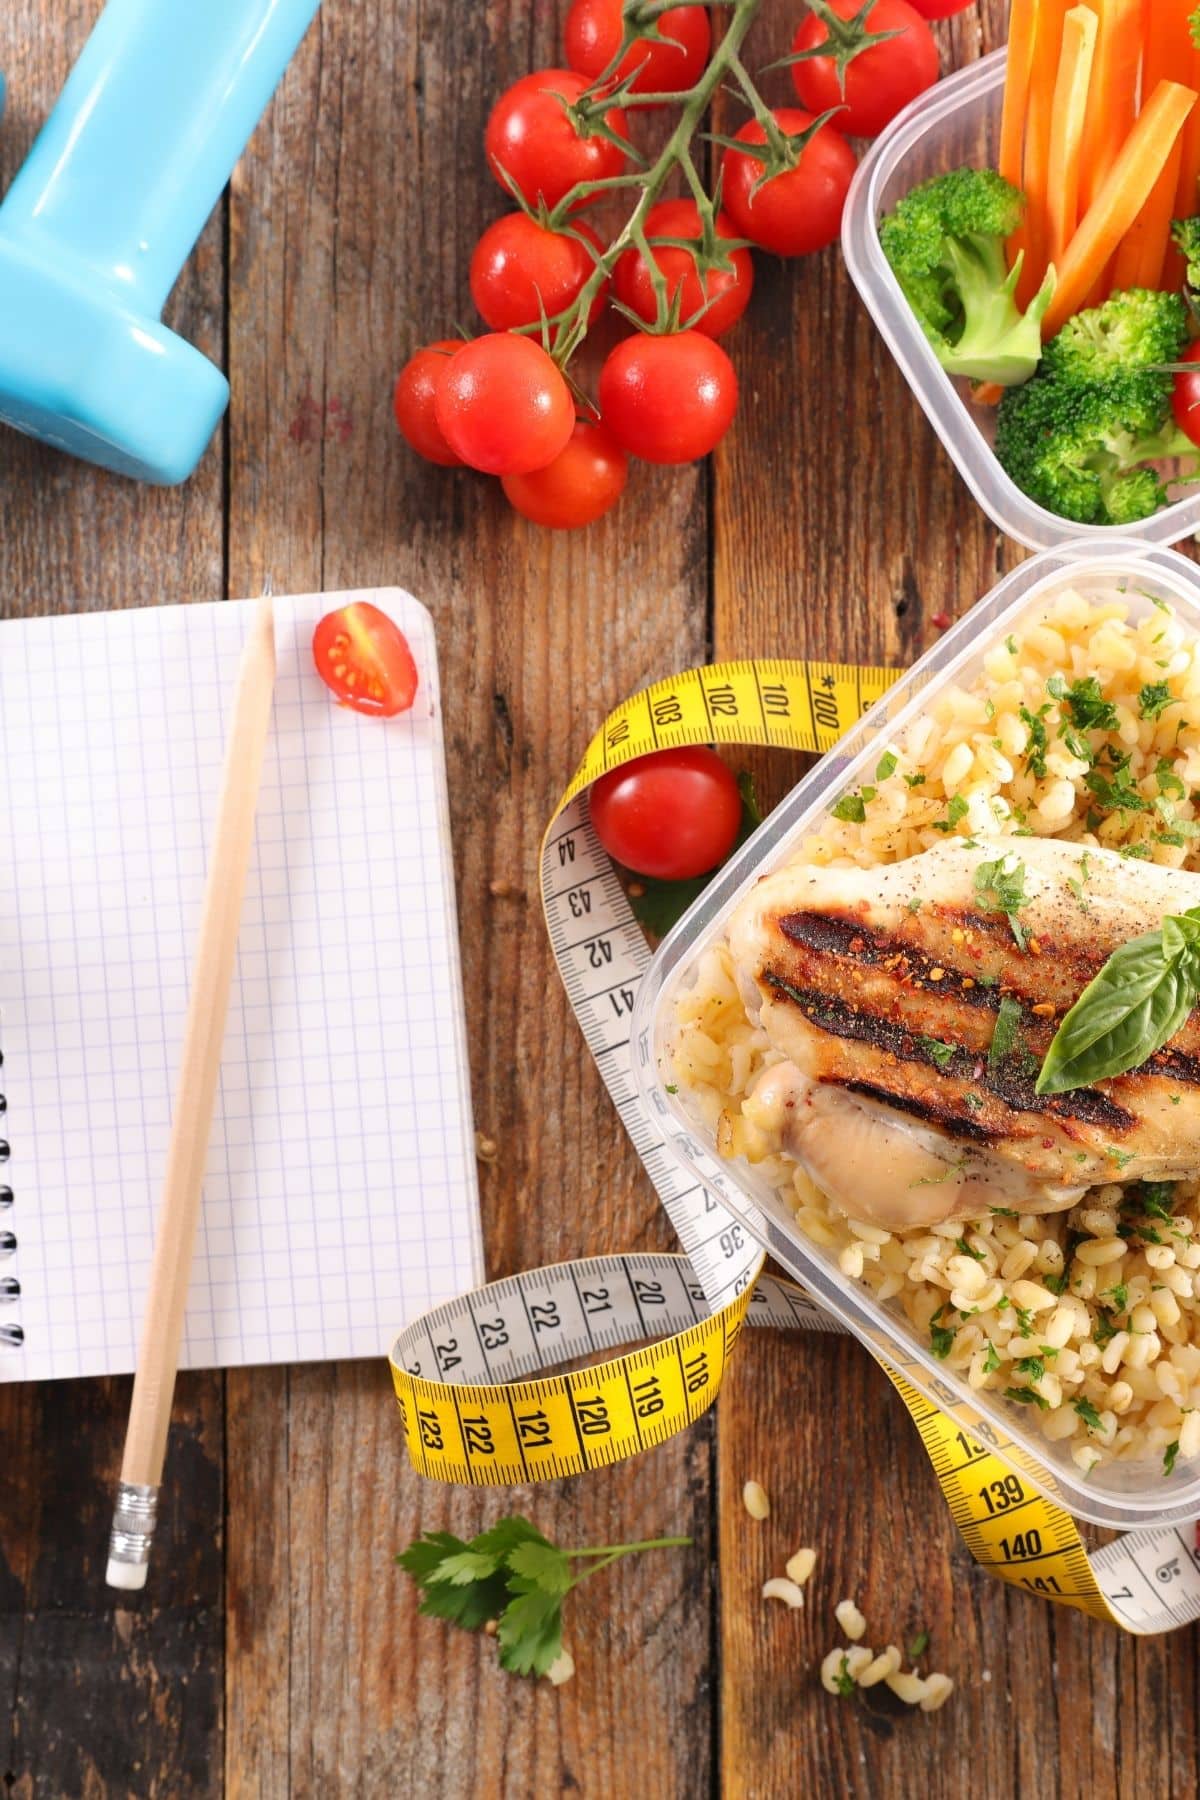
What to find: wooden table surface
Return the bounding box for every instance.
[2,2,1198,1795]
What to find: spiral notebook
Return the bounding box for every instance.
[0,589,482,1383]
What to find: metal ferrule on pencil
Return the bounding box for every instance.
[106,1483,158,1586]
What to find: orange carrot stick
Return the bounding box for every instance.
[1017,0,1074,306]
[1078,0,1144,214]
[1111,129,1185,288]
[1164,43,1200,284]
[1000,0,1041,188]
[1047,7,1100,266]
[1143,0,1194,105]
[1043,80,1199,335]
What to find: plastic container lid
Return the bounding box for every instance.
[633,538,1200,1529]
[841,49,1200,552]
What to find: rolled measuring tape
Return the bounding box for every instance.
[391,659,1200,1637]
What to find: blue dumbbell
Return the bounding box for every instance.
[0,0,321,484]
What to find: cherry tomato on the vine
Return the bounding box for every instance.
[612,198,753,338]
[313,602,419,718]
[789,0,938,139]
[501,418,628,528]
[589,746,742,880]
[599,330,738,464]
[434,334,576,475]
[721,109,857,257]
[392,341,464,466]
[485,69,629,211]
[1173,338,1200,447]
[565,0,711,97]
[470,214,606,332]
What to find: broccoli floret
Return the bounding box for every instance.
[995,370,1196,525]
[1173,215,1200,303]
[1039,288,1189,385]
[880,168,1055,386]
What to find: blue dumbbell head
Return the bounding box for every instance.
[0,0,320,484]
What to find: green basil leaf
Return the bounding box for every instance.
[1036,926,1200,1095]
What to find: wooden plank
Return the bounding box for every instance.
[223,3,715,1792]
[712,6,1200,1797]
[0,6,228,1792]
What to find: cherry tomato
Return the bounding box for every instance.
[565,0,711,96]
[612,199,754,338]
[906,0,974,14]
[789,0,938,139]
[485,69,629,211]
[599,330,737,464]
[392,341,464,466]
[434,334,576,476]
[721,109,857,257]
[470,214,605,333]
[313,602,419,718]
[589,747,742,880]
[1173,338,1200,446]
[501,418,628,527]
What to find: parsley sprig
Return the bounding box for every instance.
[398,1515,691,1677]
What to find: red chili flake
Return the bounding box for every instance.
[849,936,865,953]
[1042,1138,1055,1150]
[932,611,953,631]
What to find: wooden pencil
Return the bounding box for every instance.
[106,595,276,1591]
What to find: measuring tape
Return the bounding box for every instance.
[391,658,1200,1637]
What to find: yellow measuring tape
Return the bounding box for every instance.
[391,659,1200,1637]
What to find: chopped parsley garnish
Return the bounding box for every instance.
[1156,758,1185,799]
[1164,1441,1180,1477]
[907,1630,930,1660]
[1085,758,1150,815]
[1066,877,1091,911]
[965,1092,985,1112]
[932,793,969,833]
[1128,1181,1178,1223]
[831,794,866,823]
[1140,681,1178,722]
[929,1306,956,1359]
[1005,634,1017,655]
[1051,673,1119,733]
[1004,1384,1048,1410]
[665,1083,678,1095]
[918,1036,957,1071]
[907,896,922,914]
[1019,704,1049,778]
[1102,1281,1129,1315]
[834,1654,856,1698]
[904,772,926,788]
[989,1206,1018,1219]
[973,854,1029,949]
[1093,1309,1118,1348]
[1073,1396,1103,1433]
[988,996,1037,1077]
[983,1341,1000,1374]
[955,1236,986,1262]
[875,751,898,781]
[1014,1356,1045,1381]
[1013,1303,1036,1338]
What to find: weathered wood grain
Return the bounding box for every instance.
[223,3,714,1794]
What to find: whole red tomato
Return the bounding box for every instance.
[485,69,629,211]
[612,199,754,338]
[589,747,743,880]
[721,110,857,257]
[1173,338,1200,446]
[392,341,464,466]
[502,419,628,527]
[470,215,605,332]
[907,0,974,14]
[789,0,938,138]
[598,330,738,464]
[434,334,576,475]
[565,0,711,96]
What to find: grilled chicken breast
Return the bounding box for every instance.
[728,836,1200,1231]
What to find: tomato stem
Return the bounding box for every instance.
[541,0,767,369]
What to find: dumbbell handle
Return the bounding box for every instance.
[1,0,321,315]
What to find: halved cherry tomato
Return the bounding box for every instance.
[1173,338,1200,447]
[393,341,464,466]
[313,602,419,718]
[589,746,742,880]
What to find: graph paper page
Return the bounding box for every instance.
[0,591,481,1381]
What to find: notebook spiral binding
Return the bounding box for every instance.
[0,1049,18,1348]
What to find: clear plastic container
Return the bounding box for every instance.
[632,538,1200,1528]
[841,51,1200,553]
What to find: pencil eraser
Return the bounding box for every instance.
[106,1556,149,1591]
